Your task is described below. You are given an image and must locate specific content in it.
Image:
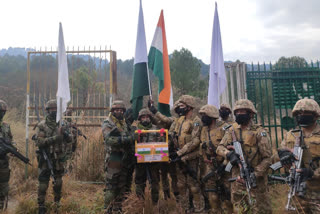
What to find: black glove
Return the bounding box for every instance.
[149,105,157,114]
[226,151,240,166]
[278,149,296,166]
[300,168,314,181]
[169,151,179,160]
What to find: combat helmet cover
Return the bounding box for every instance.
[45,99,57,110]
[233,99,257,114]
[179,95,196,108]
[292,98,320,117]
[111,100,126,112]
[199,104,219,118]
[0,100,7,111]
[138,108,153,120]
[220,103,232,112]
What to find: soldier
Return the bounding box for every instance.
[217,99,272,214]
[102,100,134,213]
[219,103,233,124]
[34,99,73,214]
[134,108,162,204]
[169,95,202,211]
[199,104,232,213]
[0,100,12,211]
[279,98,320,213]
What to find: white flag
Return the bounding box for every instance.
[208,2,227,108]
[56,22,70,123]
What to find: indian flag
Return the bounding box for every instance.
[148,10,173,117]
[131,0,151,120]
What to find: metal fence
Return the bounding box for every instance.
[25,47,117,181]
[246,62,320,147]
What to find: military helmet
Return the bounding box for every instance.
[199,104,219,118]
[111,100,126,112]
[179,95,196,108]
[292,98,320,117]
[233,99,257,114]
[0,100,7,111]
[138,108,153,120]
[45,99,57,110]
[220,103,231,112]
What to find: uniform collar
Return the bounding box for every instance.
[235,120,254,130]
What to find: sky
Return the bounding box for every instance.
[1,0,320,64]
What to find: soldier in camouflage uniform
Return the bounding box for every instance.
[219,103,233,124]
[148,100,179,199]
[217,99,272,214]
[101,100,135,212]
[0,100,12,211]
[279,98,320,213]
[199,104,232,213]
[34,99,73,214]
[169,95,202,211]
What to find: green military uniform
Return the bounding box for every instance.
[34,100,73,213]
[0,100,12,211]
[199,104,232,213]
[102,100,134,212]
[217,99,272,214]
[281,98,320,213]
[134,108,163,203]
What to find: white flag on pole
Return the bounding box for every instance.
[56,22,70,123]
[208,2,227,108]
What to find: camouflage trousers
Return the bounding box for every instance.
[0,167,10,210]
[176,158,201,210]
[160,162,178,199]
[135,163,160,203]
[38,167,64,206]
[201,163,232,214]
[231,175,271,214]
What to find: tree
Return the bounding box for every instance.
[170,48,201,95]
[275,56,307,69]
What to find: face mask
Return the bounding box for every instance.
[141,119,151,127]
[178,107,189,116]
[296,115,315,127]
[112,112,124,120]
[0,111,5,121]
[49,111,57,119]
[201,115,213,126]
[219,110,230,119]
[235,113,251,125]
[174,107,180,115]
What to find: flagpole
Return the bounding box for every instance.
[146,63,152,100]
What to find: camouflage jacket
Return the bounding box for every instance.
[153,111,174,129]
[217,122,272,178]
[281,124,320,188]
[102,114,134,163]
[200,120,227,167]
[136,123,162,143]
[35,116,73,170]
[173,115,202,160]
[0,121,13,167]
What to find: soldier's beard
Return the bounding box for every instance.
[112,112,124,120]
[49,111,57,120]
[141,119,151,127]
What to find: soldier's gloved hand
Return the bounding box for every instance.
[298,168,314,181]
[278,149,296,166]
[148,100,157,114]
[169,151,179,161]
[226,151,240,166]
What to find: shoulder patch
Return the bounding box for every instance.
[194,122,200,127]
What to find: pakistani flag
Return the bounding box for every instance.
[148,10,173,116]
[131,0,151,119]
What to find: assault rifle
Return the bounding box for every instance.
[269,129,304,211]
[224,125,256,205]
[0,137,31,165]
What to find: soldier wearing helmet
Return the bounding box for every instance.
[198,105,232,213]
[101,100,135,213]
[217,99,272,213]
[134,108,162,204]
[169,95,203,211]
[0,100,13,211]
[33,99,74,214]
[219,103,233,124]
[279,98,320,213]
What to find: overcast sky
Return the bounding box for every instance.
[1,0,319,64]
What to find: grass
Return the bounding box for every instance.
[2,109,290,214]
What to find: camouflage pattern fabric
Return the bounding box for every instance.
[0,121,12,210]
[199,104,219,119]
[233,99,257,114]
[292,98,320,116]
[179,95,196,108]
[102,113,134,211]
[217,122,272,214]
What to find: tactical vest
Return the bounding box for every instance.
[174,116,193,149]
